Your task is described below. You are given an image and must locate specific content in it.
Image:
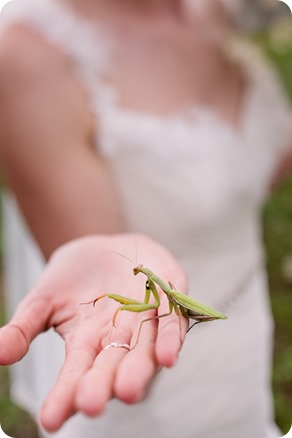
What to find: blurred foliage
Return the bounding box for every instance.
[253,18,292,99]
[264,178,292,434]
[258,14,292,435]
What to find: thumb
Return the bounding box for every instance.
[0,292,53,364]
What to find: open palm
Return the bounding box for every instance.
[0,233,188,432]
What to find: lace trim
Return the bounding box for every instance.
[1,0,290,159]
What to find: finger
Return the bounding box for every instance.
[155,301,188,368]
[0,294,53,365]
[76,342,129,416]
[40,346,95,432]
[114,320,158,404]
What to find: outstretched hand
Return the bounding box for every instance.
[0,233,188,432]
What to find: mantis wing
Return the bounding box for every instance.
[172,291,227,320]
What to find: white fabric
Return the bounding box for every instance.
[1,1,291,437]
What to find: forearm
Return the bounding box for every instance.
[0,24,122,259]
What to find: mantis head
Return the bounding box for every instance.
[133,264,144,275]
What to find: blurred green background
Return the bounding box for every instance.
[256,15,292,435]
[0,6,291,438]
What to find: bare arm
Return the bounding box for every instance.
[0,26,189,432]
[0,24,121,259]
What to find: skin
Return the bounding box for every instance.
[0,0,291,432]
[0,233,188,431]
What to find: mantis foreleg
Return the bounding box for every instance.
[133,279,177,347]
[83,279,161,332]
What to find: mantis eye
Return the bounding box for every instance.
[146,280,150,290]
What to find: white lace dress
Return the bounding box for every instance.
[1,1,291,437]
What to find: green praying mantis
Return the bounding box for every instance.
[81,262,228,347]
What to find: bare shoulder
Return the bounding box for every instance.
[0,25,118,256]
[0,23,94,157]
[0,23,92,127]
[0,23,70,91]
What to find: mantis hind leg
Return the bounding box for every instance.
[186,321,201,333]
[187,315,220,333]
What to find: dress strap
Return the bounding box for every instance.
[228,37,291,158]
[0,0,117,113]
